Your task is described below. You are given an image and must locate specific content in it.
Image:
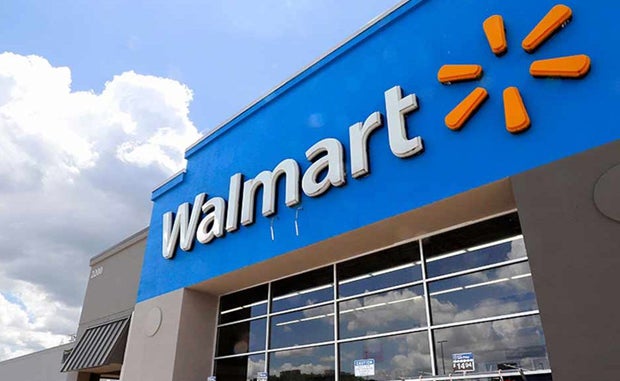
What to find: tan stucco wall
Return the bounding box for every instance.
[0,343,73,381]
[78,230,147,333]
[512,140,620,380]
[120,288,218,381]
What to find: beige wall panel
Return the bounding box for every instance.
[121,288,218,381]
[79,231,146,330]
[512,140,620,381]
[173,289,218,380]
[0,343,72,381]
[120,289,184,381]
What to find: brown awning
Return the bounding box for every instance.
[61,316,130,373]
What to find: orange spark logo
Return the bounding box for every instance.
[437,4,591,133]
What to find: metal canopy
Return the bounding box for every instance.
[61,317,130,373]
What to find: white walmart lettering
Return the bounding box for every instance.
[161,85,424,259]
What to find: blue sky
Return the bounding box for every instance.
[2,0,401,133]
[0,0,401,360]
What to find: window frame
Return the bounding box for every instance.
[212,211,552,381]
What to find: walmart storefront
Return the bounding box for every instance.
[119,1,620,380]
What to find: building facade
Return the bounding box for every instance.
[119,1,620,381]
[62,229,147,381]
[2,1,618,380]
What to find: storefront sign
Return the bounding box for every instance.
[452,352,475,372]
[159,4,596,261]
[354,359,376,377]
[161,86,424,259]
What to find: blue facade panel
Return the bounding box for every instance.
[138,0,620,302]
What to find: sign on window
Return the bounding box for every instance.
[452,352,475,372]
[354,359,376,377]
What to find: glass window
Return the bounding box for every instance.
[423,213,523,277]
[269,345,335,381]
[215,353,266,381]
[214,213,551,380]
[270,305,334,349]
[217,318,266,356]
[433,315,550,376]
[339,331,431,380]
[220,284,268,324]
[339,285,426,339]
[337,242,421,298]
[271,266,333,312]
[426,236,526,279]
[429,262,538,325]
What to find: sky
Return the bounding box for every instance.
[0,0,403,360]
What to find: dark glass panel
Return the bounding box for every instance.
[337,242,421,298]
[433,315,550,376]
[339,331,431,381]
[270,305,334,349]
[429,262,538,325]
[339,285,426,339]
[215,353,266,381]
[423,213,522,267]
[426,237,527,279]
[271,266,333,312]
[220,284,269,324]
[217,318,266,356]
[269,345,335,381]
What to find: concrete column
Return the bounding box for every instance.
[512,140,620,380]
[120,288,218,381]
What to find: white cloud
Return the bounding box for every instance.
[0,52,200,360]
[0,278,79,360]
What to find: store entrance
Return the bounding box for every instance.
[212,213,554,381]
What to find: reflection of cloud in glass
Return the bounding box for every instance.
[340,332,431,380]
[341,288,426,333]
[271,304,334,348]
[272,283,333,312]
[247,357,266,378]
[434,316,549,373]
[508,239,526,259]
[469,239,528,283]
[391,351,432,377]
[301,303,335,323]
[274,362,332,376]
[496,240,533,290]
[274,347,315,358]
[269,345,334,377]
[431,298,528,324]
[435,238,527,286]
[403,333,430,354]
[429,261,537,324]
